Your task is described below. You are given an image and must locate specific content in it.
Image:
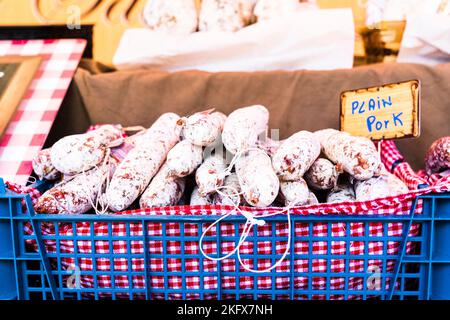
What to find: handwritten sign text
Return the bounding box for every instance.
[340,80,420,140]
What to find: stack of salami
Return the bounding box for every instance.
[31,105,414,215]
[143,0,311,34]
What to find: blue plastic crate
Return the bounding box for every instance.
[1,178,449,300]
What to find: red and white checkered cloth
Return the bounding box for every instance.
[0,39,86,185]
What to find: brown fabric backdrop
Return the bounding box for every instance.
[71,62,450,170]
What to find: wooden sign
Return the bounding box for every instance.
[340,80,420,140]
[0,56,42,138]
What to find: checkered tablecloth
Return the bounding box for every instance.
[0,39,86,185]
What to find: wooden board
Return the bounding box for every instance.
[0,56,42,138]
[340,80,420,140]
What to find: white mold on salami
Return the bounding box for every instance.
[256,137,284,157]
[34,162,115,215]
[214,173,244,206]
[236,150,279,207]
[183,111,227,147]
[105,114,182,212]
[272,131,321,181]
[326,183,356,203]
[32,148,61,181]
[138,113,182,152]
[425,136,450,175]
[143,0,198,34]
[305,158,340,190]
[167,140,204,177]
[139,164,186,208]
[50,134,106,175]
[50,125,122,175]
[190,186,216,205]
[279,178,310,206]
[199,0,247,32]
[354,173,409,201]
[222,105,269,155]
[195,154,227,196]
[319,130,382,181]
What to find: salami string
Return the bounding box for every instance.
[199,146,296,274]
[80,148,113,215]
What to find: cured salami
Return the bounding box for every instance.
[425,136,450,175]
[143,0,198,34]
[182,111,227,147]
[105,114,181,212]
[195,154,227,196]
[222,105,269,154]
[167,140,204,177]
[140,164,186,208]
[32,148,61,181]
[305,158,340,190]
[272,131,321,181]
[354,173,409,201]
[236,150,279,207]
[319,130,381,181]
[279,178,310,206]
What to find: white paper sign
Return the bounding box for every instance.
[113,9,355,72]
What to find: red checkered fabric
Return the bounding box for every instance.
[394,163,428,190]
[380,140,403,172]
[0,39,86,185]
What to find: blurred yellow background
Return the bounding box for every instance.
[0,0,367,65]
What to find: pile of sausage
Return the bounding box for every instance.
[143,0,304,34]
[32,105,410,215]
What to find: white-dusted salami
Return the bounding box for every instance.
[313,128,341,149]
[106,141,167,212]
[143,0,198,34]
[195,154,227,196]
[279,178,310,206]
[320,130,382,181]
[137,113,182,152]
[139,164,185,208]
[327,183,356,203]
[305,158,340,190]
[425,136,450,175]
[105,114,181,212]
[167,140,204,177]
[222,105,269,154]
[182,111,227,147]
[236,150,279,207]
[256,137,284,157]
[354,173,409,201]
[32,148,61,181]
[272,131,321,181]
[34,163,114,215]
[50,125,122,175]
[190,186,216,205]
[214,173,244,206]
[199,0,246,32]
[91,125,124,145]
